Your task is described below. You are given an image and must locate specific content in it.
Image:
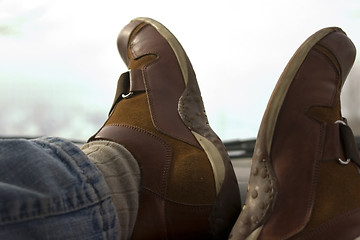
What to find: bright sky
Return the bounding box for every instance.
[1,0,360,141]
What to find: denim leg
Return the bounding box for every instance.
[0,137,119,240]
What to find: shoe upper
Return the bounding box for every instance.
[116,19,200,147]
[230,28,360,240]
[261,29,358,239]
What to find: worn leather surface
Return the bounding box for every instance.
[259,31,357,239]
[118,22,200,147]
[90,18,241,240]
[300,208,360,240]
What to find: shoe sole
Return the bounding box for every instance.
[232,27,343,240]
[133,17,226,194]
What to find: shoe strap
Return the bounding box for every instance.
[338,118,360,167]
[323,118,360,167]
[108,70,145,115]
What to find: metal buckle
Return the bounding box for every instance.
[338,158,351,165]
[121,92,134,99]
[335,119,351,165]
[334,119,347,126]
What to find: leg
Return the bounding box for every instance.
[0,137,119,240]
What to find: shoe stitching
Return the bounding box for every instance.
[300,208,360,239]
[107,123,172,196]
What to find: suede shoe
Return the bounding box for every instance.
[229,27,360,240]
[89,17,241,240]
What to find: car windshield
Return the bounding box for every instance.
[1,0,360,142]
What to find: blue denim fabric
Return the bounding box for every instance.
[0,137,119,240]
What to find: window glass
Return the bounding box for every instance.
[1,0,359,141]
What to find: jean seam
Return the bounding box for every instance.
[39,138,111,239]
[50,139,110,239]
[74,156,109,239]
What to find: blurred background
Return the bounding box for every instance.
[1,0,360,142]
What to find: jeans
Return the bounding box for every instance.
[0,137,120,240]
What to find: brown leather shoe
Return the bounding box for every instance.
[229,27,360,240]
[89,17,241,239]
